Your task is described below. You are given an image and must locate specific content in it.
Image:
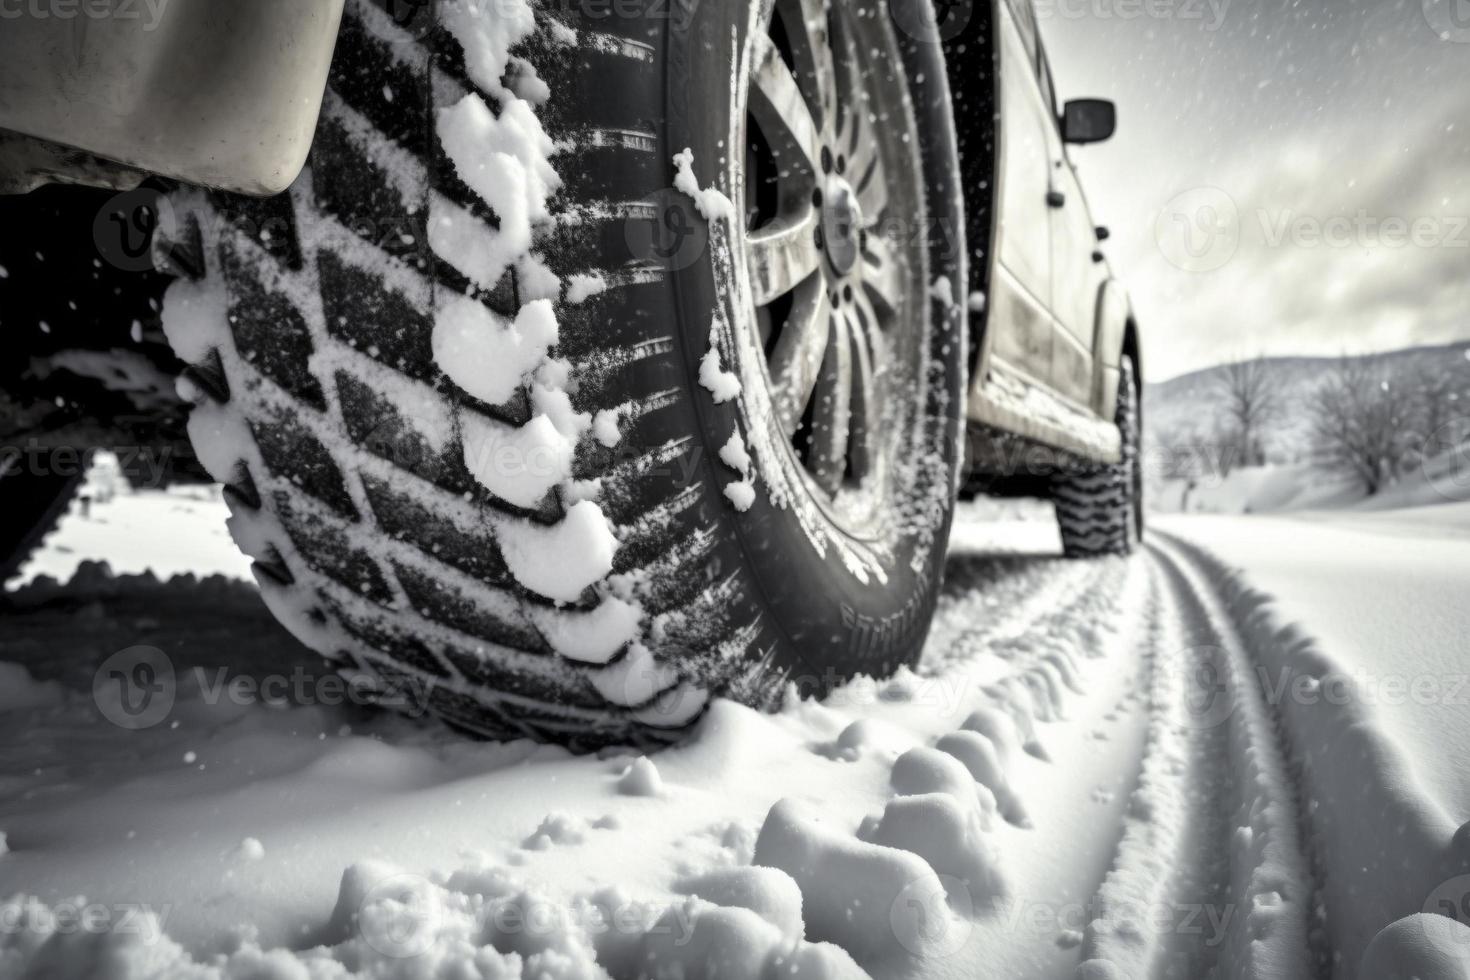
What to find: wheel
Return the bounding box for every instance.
[1052,355,1143,557]
[157,0,966,747]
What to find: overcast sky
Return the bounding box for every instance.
[1037,0,1470,379]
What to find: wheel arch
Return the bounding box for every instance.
[1092,277,1137,420]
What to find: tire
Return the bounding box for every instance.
[1052,355,1143,557]
[158,0,966,747]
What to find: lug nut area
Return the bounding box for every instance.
[818,173,863,280]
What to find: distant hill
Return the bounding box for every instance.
[1144,342,1470,457]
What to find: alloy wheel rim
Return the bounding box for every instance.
[739,0,925,519]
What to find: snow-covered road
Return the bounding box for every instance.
[2,499,1469,979]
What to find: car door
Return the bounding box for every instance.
[1038,47,1103,408]
[989,0,1054,388]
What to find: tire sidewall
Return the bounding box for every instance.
[662,0,968,688]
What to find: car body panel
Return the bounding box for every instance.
[991,0,1055,388]
[0,0,345,195]
[966,0,1135,464]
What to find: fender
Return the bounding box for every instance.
[1092,277,1134,420]
[0,0,345,195]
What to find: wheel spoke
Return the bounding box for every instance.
[746,207,822,307]
[847,135,887,222]
[768,276,831,435]
[776,0,837,133]
[861,233,904,317]
[852,290,881,348]
[808,309,852,494]
[750,33,824,183]
[845,309,876,481]
[829,11,865,158]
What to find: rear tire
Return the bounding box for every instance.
[159,0,966,747]
[1052,356,1142,557]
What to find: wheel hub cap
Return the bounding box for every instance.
[822,179,862,277]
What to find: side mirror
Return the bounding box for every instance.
[1062,99,1116,145]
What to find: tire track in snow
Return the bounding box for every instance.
[1075,537,1319,979]
[924,556,1099,675]
[752,552,1154,978]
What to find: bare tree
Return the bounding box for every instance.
[1212,356,1278,468]
[1307,357,1415,495]
[1404,357,1470,461]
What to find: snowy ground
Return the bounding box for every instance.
[2,486,1469,979]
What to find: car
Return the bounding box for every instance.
[0,0,1142,746]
